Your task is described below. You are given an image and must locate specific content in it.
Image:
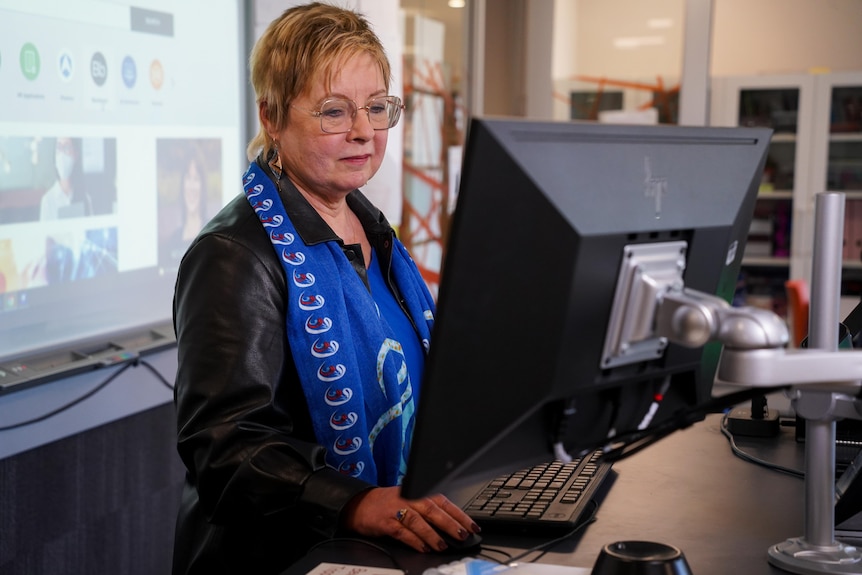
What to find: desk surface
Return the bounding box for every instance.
[286,414,851,575]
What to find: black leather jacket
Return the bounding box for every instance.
[171,157,409,574]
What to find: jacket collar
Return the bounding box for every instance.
[255,155,393,247]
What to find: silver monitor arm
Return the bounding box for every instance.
[656,288,789,351]
[600,240,790,369]
[602,194,862,574]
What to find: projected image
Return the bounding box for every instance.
[156,138,223,271]
[0,236,43,296]
[0,1,243,369]
[44,228,119,285]
[0,239,19,294]
[0,137,118,224]
[0,227,118,295]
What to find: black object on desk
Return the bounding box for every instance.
[725,394,781,438]
[431,527,483,553]
[591,541,692,575]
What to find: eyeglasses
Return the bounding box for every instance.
[299,96,404,134]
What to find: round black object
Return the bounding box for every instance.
[591,541,693,575]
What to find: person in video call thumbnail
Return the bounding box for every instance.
[170,3,480,574]
[163,155,209,265]
[40,137,91,220]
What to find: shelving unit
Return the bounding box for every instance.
[811,73,862,300]
[712,72,862,318]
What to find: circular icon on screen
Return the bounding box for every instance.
[149,59,164,90]
[20,42,40,81]
[122,55,136,88]
[58,49,74,82]
[90,51,107,86]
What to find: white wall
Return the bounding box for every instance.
[711,0,862,77]
[569,0,686,79]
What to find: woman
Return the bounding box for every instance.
[162,156,208,266]
[171,3,478,574]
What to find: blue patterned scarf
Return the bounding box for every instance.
[242,161,435,486]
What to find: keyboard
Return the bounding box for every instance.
[462,450,613,534]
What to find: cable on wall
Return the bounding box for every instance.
[0,359,174,432]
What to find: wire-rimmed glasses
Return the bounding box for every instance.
[300,95,404,134]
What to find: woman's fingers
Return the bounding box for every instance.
[393,506,447,552]
[341,486,479,552]
[405,494,480,549]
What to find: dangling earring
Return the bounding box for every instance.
[267,139,283,180]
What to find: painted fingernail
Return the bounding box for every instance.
[471,522,482,533]
[422,544,432,553]
[457,528,468,540]
[437,540,449,551]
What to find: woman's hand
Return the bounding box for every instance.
[341,486,481,553]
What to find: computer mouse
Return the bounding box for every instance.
[433,526,483,553]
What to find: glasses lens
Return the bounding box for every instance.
[367,97,402,130]
[319,99,356,133]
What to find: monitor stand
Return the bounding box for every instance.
[718,193,862,574]
[769,404,862,574]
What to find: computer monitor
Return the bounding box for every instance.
[401,117,772,499]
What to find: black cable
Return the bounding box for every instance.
[719,412,804,479]
[600,384,792,463]
[511,500,598,563]
[475,546,514,563]
[0,361,135,432]
[601,428,671,463]
[478,499,599,565]
[0,357,176,432]
[139,358,175,390]
[605,389,623,441]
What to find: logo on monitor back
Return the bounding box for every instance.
[644,157,668,219]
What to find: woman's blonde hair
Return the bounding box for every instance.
[247,2,392,161]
